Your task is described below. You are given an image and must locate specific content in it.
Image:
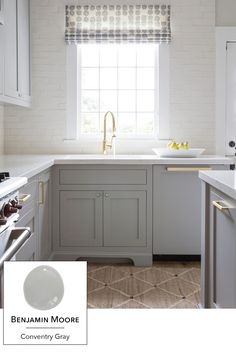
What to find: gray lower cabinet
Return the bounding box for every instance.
[38,171,52,260]
[104,191,146,247]
[53,165,152,266]
[16,169,52,261]
[60,191,103,247]
[209,190,236,308]
[153,165,228,255]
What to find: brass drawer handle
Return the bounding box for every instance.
[166,167,213,172]
[212,200,235,211]
[39,182,44,205]
[19,194,31,203]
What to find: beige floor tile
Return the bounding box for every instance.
[135,287,181,308]
[88,278,104,293]
[89,266,129,284]
[179,268,201,285]
[115,300,149,309]
[170,299,197,309]
[187,290,201,305]
[110,277,153,296]
[88,287,129,308]
[158,277,199,297]
[134,268,173,285]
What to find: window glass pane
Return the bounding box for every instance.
[118,113,136,133]
[100,46,117,67]
[100,68,117,89]
[137,113,154,134]
[118,46,136,67]
[81,45,99,67]
[137,68,154,90]
[81,90,99,112]
[137,46,155,67]
[118,91,136,112]
[81,112,99,133]
[100,90,117,112]
[118,68,136,90]
[137,91,154,112]
[82,68,99,89]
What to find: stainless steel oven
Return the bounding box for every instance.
[0,227,31,307]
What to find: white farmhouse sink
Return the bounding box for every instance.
[152,148,205,158]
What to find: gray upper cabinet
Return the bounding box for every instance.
[104,191,146,247]
[4,0,17,99]
[17,0,31,101]
[59,190,103,247]
[38,171,52,260]
[0,0,31,106]
[209,190,236,308]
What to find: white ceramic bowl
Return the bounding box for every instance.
[152,148,205,158]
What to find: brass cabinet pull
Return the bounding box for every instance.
[19,194,31,203]
[166,167,213,172]
[39,181,44,205]
[212,200,234,211]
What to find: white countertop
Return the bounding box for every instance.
[0,154,233,179]
[199,170,236,199]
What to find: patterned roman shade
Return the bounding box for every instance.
[65,5,171,44]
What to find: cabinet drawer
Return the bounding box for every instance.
[59,168,147,185]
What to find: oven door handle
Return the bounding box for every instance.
[0,228,31,270]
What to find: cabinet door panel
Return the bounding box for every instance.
[154,166,202,254]
[59,191,103,247]
[4,0,18,98]
[104,191,146,247]
[17,0,30,99]
[210,191,236,308]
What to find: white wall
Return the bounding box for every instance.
[4,0,216,154]
[0,104,4,154]
[216,0,236,26]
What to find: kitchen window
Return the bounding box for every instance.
[67,43,170,140]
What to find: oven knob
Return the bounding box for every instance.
[4,203,18,217]
[0,218,7,226]
[11,200,23,210]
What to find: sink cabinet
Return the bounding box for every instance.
[201,185,236,308]
[52,165,152,266]
[60,190,103,247]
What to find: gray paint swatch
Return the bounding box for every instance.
[23,265,64,310]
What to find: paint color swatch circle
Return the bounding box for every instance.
[23,265,64,310]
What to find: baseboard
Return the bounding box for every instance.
[153,254,201,262]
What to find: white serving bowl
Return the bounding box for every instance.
[152,148,205,158]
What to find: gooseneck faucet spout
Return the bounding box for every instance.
[103,111,116,154]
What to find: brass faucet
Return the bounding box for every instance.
[103,111,116,154]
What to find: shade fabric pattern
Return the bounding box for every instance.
[65,5,171,44]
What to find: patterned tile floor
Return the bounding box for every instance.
[87,261,201,309]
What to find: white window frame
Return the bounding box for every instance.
[216,27,236,155]
[66,44,170,141]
